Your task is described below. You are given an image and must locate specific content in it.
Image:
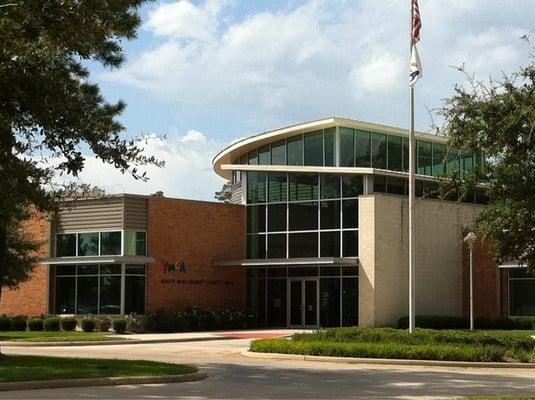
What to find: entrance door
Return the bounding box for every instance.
[288,278,319,328]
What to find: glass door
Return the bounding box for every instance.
[288,278,318,328]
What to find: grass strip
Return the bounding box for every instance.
[0,355,197,383]
[250,338,509,362]
[0,331,123,342]
[292,328,535,352]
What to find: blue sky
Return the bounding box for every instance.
[78,0,534,200]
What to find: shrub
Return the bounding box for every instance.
[113,319,127,334]
[61,317,77,331]
[144,307,257,332]
[125,314,146,333]
[515,318,535,330]
[250,339,506,362]
[396,315,526,330]
[27,317,44,331]
[0,314,10,331]
[10,315,27,331]
[81,318,96,333]
[43,317,61,331]
[96,317,112,332]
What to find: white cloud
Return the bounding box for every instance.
[58,131,227,201]
[349,52,404,96]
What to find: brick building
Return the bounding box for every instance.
[1,117,533,327]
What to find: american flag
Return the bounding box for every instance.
[409,0,422,85]
[411,0,421,44]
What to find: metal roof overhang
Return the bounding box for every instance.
[41,256,156,265]
[214,257,359,267]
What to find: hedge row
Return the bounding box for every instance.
[292,327,535,352]
[0,315,126,333]
[250,339,507,362]
[397,315,535,330]
[144,307,257,332]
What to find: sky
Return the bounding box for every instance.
[75,0,534,201]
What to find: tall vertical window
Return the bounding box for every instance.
[268,172,287,202]
[125,264,146,314]
[247,171,267,203]
[339,128,354,167]
[289,174,318,201]
[320,174,340,199]
[258,145,271,165]
[387,135,402,171]
[304,131,323,166]
[248,149,258,165]
[271,140,286,165]
[247,205,266,233]
[78,232,99,256]
[432,142,446,177]
[371,133,387,169]
[323,128,336,167]
[124,231,147,256]
[402,137,409,172]
[101,231,122,256]
[417,141,432,175]
[355,130,371,167]
[287,135,303,166]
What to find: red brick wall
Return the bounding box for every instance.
[462,238,503,318]
[146,197,246,313]
[0,213,50,316]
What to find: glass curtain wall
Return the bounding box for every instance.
[509,269,535,316]
[246,266,358,327]
[237,127,481,179]
[54,264,146,315]
[246,173,361,259]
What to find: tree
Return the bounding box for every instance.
[215,182,233,204]
[0,1,161,310]
[440,59,535,269]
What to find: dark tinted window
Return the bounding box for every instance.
[289,233,318,258]
[247,205,266,233]
[268,172,287,202]
[101,231,121,256]
[387,135,402,171]
[320,174,340,199]
[287,135,303,165]
[289,202,318,231]
[341,175,363,198]
[355,130,371,167]
[320,200,340,229]
[56,234,76,257]
[268,203,286,232]
[371,133,387,169]
[271,140,286,165]
[289,174,318,201]
[267,234,286,258]
[339,128,354,167]
[304,131,323,166]
[258,145,270,165]
[342,199,358,229]
[343,230,358,257]
[78,232,99,256]
[320,231,340,257]
[324,128,336,166]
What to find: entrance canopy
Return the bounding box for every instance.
[214,257,358,267]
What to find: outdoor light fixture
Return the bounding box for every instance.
[464,231,477,331]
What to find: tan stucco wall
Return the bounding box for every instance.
[359,194,482,327]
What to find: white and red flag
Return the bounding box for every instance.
[409,0,422,86]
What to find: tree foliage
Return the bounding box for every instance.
[215,181,233,204]
[440,61,535,268]
[0,0,159,295]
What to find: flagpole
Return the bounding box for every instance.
[408,0,416,334]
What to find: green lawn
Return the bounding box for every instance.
[0,331,124,342]
[251,327,535,363]
[0,355,197,382]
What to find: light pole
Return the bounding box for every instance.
[464,231,477,331]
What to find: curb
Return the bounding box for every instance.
[0,371,207,392]
[241,350,535,369]
[0,336,229,347]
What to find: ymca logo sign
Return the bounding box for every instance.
[161,260,186,274]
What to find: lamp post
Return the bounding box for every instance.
[464,231,477,331]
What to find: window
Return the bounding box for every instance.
[78,232,99,256]
[125,264,146,314]
[355,130,371,167]
[287,135,303,166]
[446,147,460,176]
[124,231,147,256]
[248,149,258,165]
[387,135,402,171]
[55,276,75,313]
[267,234,286,258]
[343,230,358,257]
[247,171,267,203]
[432,142,446,177]
[56,233,76,257]
[509,269,535,316]
[341,175,363,198]
[247,235,266,259]
[320,174,340,199]
[271,140,286,165]
[304,131,323,166]
[339,128,354,167]
[289,202,318,231]
[320,231,340,257]
[289,233,318,257]
[268,172,287,202]
[320,200,340,229]
[402,137,409,172]
[258,145,270,165]
[101,231,122,256]
[289,174,318,201]
[371,133,387,169]
[417,141,432,175]
[247,205,266,233]
[267,203,286,232]
[323,128,336,166]
[342,200,358,229]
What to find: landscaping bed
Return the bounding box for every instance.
[0,355,197,383]
[250,327,535,363]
